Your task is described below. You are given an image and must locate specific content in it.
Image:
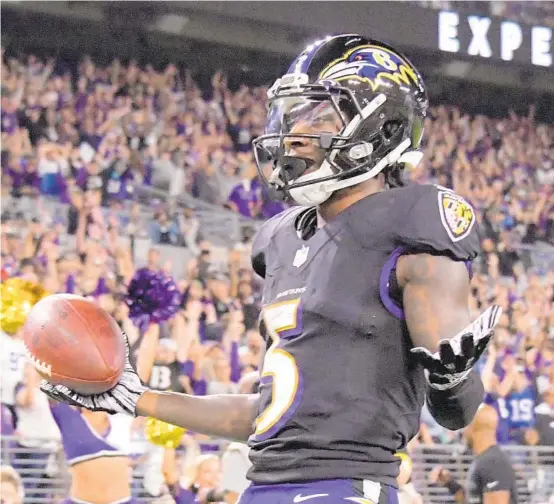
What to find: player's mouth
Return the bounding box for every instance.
[281,155,317,181]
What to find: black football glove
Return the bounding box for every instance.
[411,306,502,390]
[40,333,148,416]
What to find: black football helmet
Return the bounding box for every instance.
[252,34,428,206]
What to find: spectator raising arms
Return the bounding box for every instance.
[0,48,552,502]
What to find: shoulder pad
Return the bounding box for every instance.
[251,207,303,278]
[398,184,481,261]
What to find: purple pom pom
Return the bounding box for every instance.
[126,268,181,331]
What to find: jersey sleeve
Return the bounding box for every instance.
[251,207,299,278]
[251,226,269,279]
[398,185,481,261]
[478,455,515,493]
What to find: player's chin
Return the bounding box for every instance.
[301,156,325,177]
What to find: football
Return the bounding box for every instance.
[23,294,126,395]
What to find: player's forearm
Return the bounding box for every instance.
[136,390,259,442]
[426,370,484,430]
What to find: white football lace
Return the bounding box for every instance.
[22,342,52,377]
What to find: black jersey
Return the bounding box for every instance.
[467,445,518,504]
[148,360,186,393]
[247,184,480,485]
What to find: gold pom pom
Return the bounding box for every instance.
[144,417,186,448]
[395,451,413,471]
[0,279,50,335]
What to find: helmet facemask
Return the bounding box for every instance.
[253,74,414,206]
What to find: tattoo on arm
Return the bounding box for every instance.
[398,253,472,351]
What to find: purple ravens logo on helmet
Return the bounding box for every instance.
[319,45,421,92]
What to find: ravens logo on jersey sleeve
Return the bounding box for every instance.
[437,189,476,242]
[398,184,480,262]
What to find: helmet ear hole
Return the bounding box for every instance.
[383,120,402,140]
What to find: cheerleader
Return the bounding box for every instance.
[51,402,136,504]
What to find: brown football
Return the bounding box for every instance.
[23,294,126,395]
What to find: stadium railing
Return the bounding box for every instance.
[5,190,551,281]
[134,185,262,246]
[2,437,553,503]
[411,444,554,504]
[2,185,262,249]
[0,435,227,503]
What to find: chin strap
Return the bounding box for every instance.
[397,150,423,169]
[323,137,412,193]
[295,207,318,240]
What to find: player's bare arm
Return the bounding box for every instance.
[42,326,265,443]
[134,338,264,441]
[132,320,259,441]
[44,349,261,442]
[397,253,472,350]
[135,391,259,442]
[397,253,500,430]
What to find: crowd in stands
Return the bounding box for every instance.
[1,51,553,503]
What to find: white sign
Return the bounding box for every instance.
[438,10,552,67]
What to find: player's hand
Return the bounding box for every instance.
[40,333,148,416]
[411,306,502,390]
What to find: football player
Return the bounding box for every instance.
[42,34,501,504]
[429,404,518,504]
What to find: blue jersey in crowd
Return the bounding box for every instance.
[499,385,537,431]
